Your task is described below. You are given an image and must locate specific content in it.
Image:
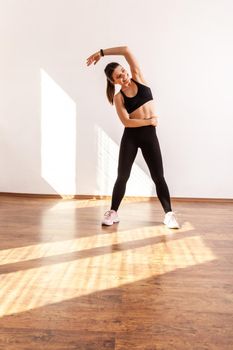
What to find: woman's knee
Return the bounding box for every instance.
[152,174,165,184]
[116,173,130,184]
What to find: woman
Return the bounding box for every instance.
[86,46,180,229]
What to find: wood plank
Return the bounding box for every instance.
[0,196,232,349]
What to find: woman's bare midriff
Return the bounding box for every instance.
[128,100,157,120]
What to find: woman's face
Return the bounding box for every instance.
[112,65,130,87]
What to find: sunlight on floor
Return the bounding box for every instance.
[0,222,194,266]
[40,69,76,195]
[0,222,217,317]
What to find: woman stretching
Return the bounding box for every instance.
[86,46,180,229]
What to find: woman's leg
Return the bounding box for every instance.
[110,131,138,211]
[140,128,172,213]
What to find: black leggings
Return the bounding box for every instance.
[110,125,172,213]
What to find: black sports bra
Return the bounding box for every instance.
[120,78,153,114]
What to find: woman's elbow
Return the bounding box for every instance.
[120,117,130,127]
[124,46,130,54]
[123,119,131,127]
[123,122,129,128]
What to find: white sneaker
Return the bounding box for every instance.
[102,210,120,226]
[163,211,180,229]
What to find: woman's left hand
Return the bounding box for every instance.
[86,51,101,66]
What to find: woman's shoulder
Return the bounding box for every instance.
[114,91,125,107]
[115,91,124,100]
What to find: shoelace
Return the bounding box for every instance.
[166,211,179,223]
[168,213,180,229]
[167,211,178,216]
[104,210,114,218]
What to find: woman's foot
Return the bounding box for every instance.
[163,211,180,229]
[102,210,120,226]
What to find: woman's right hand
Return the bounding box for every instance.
[86,51,101,66]
[150,117,158,126]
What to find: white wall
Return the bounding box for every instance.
[0,0,233,198]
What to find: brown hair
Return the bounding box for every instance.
[104,62,120,105]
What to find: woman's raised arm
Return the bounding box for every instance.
[86,46,143,76]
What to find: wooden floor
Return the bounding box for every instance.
[0,195,232,350]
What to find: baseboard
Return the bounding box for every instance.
[0,192,233,203]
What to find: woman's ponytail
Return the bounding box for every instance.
[104,62,120,105]
[106,79,115,105]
